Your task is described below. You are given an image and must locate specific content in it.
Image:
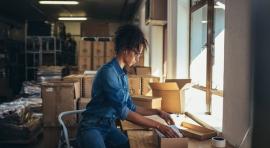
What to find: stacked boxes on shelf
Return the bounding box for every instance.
[93,41,105,70]
[105,41,115,63]
[78,39,116,72]
[78,41,92,72]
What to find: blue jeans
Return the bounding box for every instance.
[77,117,129,148]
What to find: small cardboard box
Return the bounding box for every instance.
[135,66,151,75]
[63,74,84,97]
[141,75,160,96]
[93,41,105,57]
[79,41,92,57]
[180,122,217,140]
[82,75,95,98]
[105,41,115,57]
[150,80,190,113]
[128,75,141,96]
[154,130,188,148]
[132,95,162,109]
[78,56,91,71]
[41,80,80,127]
[93,56,105,70]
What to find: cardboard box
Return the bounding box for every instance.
[81,21,109,36]
[79,41,92,57]
[135,66,151,75]
[132,95,162,109]
[77,97,91,110]
[63,74,84,97]
[128,75,141,96]
[141,75,160,96]
[82,75,95,98]
[41,80,80,127]
[150,81,190,113]
[93,56,105,70]
[154,130,188,148]
[93,41,105,57]
[180,122,217,140]
[78,56,91,71]
[105,41,115,57]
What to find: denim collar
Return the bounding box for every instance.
[111,58,127,76]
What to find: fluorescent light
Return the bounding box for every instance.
[201,20,207,24]
[58,17,87,21]
[39,1,79,5]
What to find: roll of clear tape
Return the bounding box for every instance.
[211,137,226,148]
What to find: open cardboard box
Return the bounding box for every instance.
[150,79,191,113]
[180,122,217,140]
[132,95,162,109]
[154,129,188,148]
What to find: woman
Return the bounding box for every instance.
[77,24,179,148]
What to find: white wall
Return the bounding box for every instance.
[223,0,252,147]
[138,1,151,67]
[167,0,190,79]
[167,0,178,79]
[149,26,163,77]
[176,0,190,79]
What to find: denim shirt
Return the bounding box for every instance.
[80,58,136,127]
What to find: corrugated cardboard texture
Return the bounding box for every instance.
[105,41,115,57]
[150,82,181,113]
[135,66,151,75]
[79,41,91,57]
[41,81,79,127]
[132,95,162,109]
[180,122,217,140]
[141,76,160,96]
[128,75,141,96]
[82,75,95,98]
[165,79,191,89]
[93,41,105,57]
[78,57,91,71]
[64,74,84,97]
[93,57,105,70]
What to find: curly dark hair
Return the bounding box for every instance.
[114,24,148,55]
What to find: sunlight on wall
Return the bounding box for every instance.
[190,49,207,86]
[213,30,225,90]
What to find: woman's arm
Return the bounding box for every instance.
[135,106,175,125]
[126,111,179,138]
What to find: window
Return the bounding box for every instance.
[185,0,225,131]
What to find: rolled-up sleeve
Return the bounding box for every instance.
[101,67,131,120]
[127,96,136,112]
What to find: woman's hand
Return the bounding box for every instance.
[157,124,180,138]
[158,110,175,125]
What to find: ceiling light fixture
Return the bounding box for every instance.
[58,17,87,21]
[39,1,79,5]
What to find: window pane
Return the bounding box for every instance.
[190,5,208,86]
[212,0,225,90]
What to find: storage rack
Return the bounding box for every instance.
[25,36,62,80]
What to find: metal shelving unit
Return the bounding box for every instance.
[25,36,62,80]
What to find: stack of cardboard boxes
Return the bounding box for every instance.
[78,40,116,72]
[41,80,80,148]
[78,41,92,72]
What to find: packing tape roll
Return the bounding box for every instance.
[211,137,226,148]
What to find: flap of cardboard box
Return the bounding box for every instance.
[132,95,162,102]
[165,79,191,89]
[180,122,217,140]
[149,82,180,91]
